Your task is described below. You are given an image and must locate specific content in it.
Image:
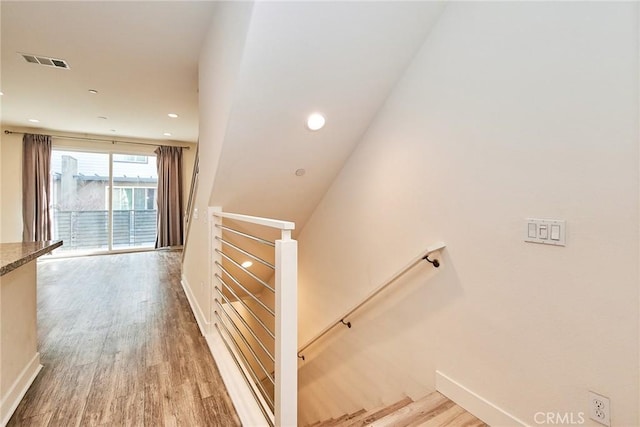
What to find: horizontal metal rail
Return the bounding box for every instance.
[216,300,275,385]
[216,275,274,340]
[215,287,274,363]
[212,210,297,427]
[216,249,275,293]
[298,242,446,359]
[215,320,275,421]
[216,224,275,247]
[216,236,275,270]
[215,267,275,317]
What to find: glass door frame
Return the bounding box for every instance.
[49,146,158,257]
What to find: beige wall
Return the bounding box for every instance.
[0,130,22,242]
[0,259,41,425]
[0,126,195,243]
[297,2,639,426]
[0,260,38,397]
[182,1,255,327]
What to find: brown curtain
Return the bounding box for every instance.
[155,146,183,248]
[22,133,53,242]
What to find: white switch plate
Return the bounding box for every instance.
[525,218,566,246]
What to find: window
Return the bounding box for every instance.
[113,154,148,164]
[112,187,156,211]
[51,149,158,253]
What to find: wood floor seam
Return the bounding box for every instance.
[7,251,241,427]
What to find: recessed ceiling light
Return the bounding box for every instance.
[0,91,4,96]
[295,168,306,176]
[97,116,107,120]
[307,113,325,131]
[163,132,172,137]
[88,89,98,94]
[110,129,117,132]
[28,118,40,123]
[168,113,178,118]
[241,261,253,268]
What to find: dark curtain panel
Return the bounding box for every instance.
[155,146,184,248]
[22,133,53,242]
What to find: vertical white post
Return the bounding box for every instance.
[275,230,297,427]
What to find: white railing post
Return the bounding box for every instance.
[275,229,297,427]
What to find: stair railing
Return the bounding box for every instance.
[182,144,199,263]
[297,242,446,361]
[211,210,297,427]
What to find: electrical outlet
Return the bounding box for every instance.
[588,391,611,426]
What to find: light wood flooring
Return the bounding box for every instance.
[8,250,240,427]
[308,391,488,427]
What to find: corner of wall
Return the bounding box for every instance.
[435,371,527,427]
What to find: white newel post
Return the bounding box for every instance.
[275,230,298,427]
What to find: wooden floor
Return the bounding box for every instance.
[8,250,240,427]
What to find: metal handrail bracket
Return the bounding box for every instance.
[297,242,446,360]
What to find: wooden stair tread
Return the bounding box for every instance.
[323,409,368,427]
[315,418,337,427]
[306,392,487,427]
[343,396,413,427]
[440,411,488,427]
[367,392,450,427]
[339,409,368,425]
[406,402,465,427]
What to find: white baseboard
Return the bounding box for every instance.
[436,370,529,427]
[1,353,42,427]
[180,274,211,335]
[204,330,271,427]
[180,274,268,426]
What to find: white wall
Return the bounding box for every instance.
[297,2,639,426]
[182,2,255,327]
[0,126,195,243]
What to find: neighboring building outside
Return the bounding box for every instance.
[51,150,158,251]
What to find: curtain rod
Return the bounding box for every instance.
[3,130,192,150]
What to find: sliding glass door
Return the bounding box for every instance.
[51,150,158,253]
[111,154,158,249]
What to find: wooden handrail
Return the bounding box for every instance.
[297,242,446,360]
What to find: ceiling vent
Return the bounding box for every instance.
[20,53,70,70]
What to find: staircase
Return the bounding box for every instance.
[306,392,488,427]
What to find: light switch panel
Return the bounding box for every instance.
[525,218,566,246]
[538,224,548,239]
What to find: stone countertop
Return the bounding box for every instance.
[0,240,63,276]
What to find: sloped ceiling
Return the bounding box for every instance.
[209,1,446,232]
[1,0,447,237]
[1,1,216,142]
